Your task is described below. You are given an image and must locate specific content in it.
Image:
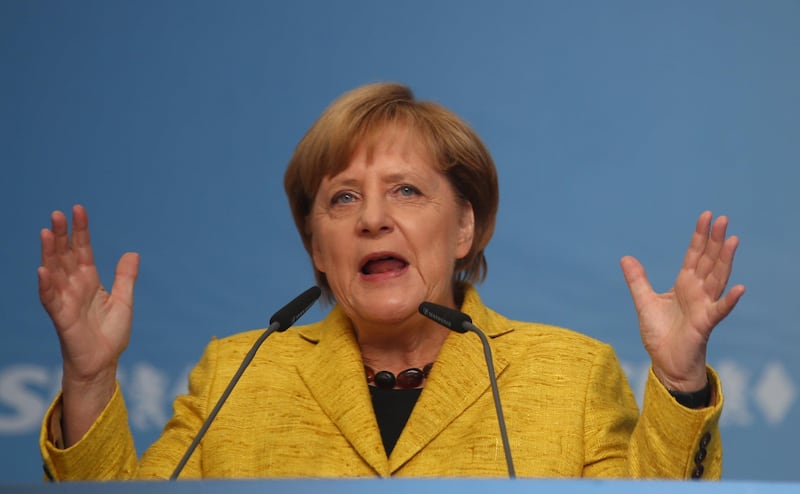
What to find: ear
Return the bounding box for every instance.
[455,201,475,260]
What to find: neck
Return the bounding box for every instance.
[354,313,451,375]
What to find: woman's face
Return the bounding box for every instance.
[308,127,474,328]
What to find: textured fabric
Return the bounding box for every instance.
[40,285,723,480]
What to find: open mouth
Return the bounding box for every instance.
[360,254,409,275]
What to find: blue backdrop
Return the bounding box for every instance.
[1,0,798,483]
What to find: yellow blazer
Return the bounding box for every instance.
[41,286,722,480]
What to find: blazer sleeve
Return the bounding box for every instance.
[580,343,723,479]
[628,366,723,479]
[39,337,220,480]
[136,336,218,479]
[39,383,138,480]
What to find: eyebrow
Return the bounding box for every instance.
[326,171,424,188]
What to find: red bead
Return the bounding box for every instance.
[365,365,375,383]
[364,362,433,389]
[397,368,424,388]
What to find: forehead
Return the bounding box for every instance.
[359,128,431,166]
[322,124,438,181]
[356,123,434,165]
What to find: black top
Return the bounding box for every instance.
[368,386,423,456]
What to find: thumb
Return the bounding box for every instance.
[111,252,140,304]
[620,255,653,311]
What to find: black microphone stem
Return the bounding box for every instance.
[169,321,280,480]
[170,286,321,480]
[463,321,516,479]
[418,301,516,478]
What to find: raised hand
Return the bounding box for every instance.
[620,211,745,392]
[38,205,139,445]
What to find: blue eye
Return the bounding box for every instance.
[333,192,355,204]
[398,185,419,197]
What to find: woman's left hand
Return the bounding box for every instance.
[620,211,746,392]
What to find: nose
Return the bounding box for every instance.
[358,196,394,236]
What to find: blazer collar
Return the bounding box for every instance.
[297,306,390,476]
[388,285,515,472]
[296,285,516,476]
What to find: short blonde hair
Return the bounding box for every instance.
[284,82,499,301]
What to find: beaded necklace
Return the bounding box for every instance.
[364,363,434,389]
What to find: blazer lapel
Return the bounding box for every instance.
[389,323,511,472]
[297,307,390,476]
[388,285,514,473]
[297,286,513,476]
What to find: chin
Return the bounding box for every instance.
[349,288,423,325]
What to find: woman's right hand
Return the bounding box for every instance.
[38,205,139,446]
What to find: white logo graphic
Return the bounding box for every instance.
[0,359,795,434]
[621,359,795,428]
[716,360,754,426]
[754,361,796,426]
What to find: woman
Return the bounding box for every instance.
[38,82,744,479]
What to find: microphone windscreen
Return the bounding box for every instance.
[269,286,322,330]
[418,302,471,333]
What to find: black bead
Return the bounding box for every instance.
[374,370,396,389]
[365,362,433,389]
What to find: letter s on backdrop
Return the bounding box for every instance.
[0,365,53,434]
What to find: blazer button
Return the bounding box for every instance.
[695,447,707,464]
[692,464,705,479]
[700,432,711,448]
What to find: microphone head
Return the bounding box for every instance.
[269,286,322,331]
[418,302,471,333]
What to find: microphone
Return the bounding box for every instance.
[418,301,516,478]
[170,286,322,480]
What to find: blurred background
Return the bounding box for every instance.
[1,0,798,483]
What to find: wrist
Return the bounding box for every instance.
[62,364,117,393]
[652,364,708,393]
[61,367,117,447]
